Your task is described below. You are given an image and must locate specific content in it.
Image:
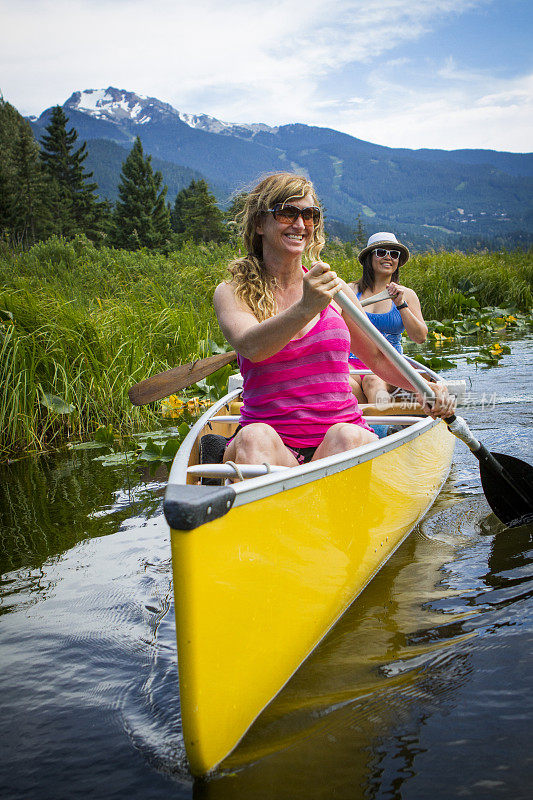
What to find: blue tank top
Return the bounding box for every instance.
[356,291,404,353]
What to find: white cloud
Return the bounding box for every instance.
[0,0,482,109]
[326,65,533,151]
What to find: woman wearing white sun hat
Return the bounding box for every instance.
[348,232,428,405]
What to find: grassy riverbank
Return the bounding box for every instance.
[1,236,532,459]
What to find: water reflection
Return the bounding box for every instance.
[0,451,166,606]
[0,452,191,799]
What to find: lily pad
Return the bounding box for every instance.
[40,393,76,415]
[93,451,134,466]
[68,441,110,451]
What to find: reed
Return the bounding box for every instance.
[1,237,531,459]
[0,285,218,459]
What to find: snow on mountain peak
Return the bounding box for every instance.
[63,88,277,138]
[176,111,277,137]
[64,87,181,126]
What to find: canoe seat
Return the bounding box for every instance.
[198,433,227,486]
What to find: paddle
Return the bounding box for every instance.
[335,289,533,529]
[128,350,237,406]
[128,289,392,406]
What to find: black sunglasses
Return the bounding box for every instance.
[268,204,321,227]
[374,248,401,259]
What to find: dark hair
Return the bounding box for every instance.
[357,251,399,293]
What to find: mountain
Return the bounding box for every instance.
[29,87,533,249]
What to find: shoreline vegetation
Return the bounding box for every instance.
[1,235,532,461]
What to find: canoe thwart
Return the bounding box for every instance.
[187,462,289,480]
[164,483,236,531]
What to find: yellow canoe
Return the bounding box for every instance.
[164,388,455,776]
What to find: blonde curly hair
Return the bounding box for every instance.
[228,173,325,321]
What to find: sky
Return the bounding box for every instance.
[1,0,532,152]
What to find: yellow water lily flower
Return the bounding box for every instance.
[162,395,185,409]
[488,343,504,357]
[161,395,187,419]
[161,395,211,418]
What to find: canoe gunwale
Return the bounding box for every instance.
[168,387,242,485]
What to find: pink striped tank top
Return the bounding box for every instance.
[237,304,371,448]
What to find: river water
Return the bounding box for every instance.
[1,334,532,800]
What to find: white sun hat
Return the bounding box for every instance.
[358,231,410,266]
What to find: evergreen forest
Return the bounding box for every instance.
[0,99,228,250]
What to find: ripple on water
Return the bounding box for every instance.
[0,507,192,799]
[1,336,532,799]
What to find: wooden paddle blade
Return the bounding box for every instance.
[478,450,533,528]
[128,351,237,406]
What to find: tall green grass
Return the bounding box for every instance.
[0,286,221,459]
[325,244,533,317]
[1,236,532,459]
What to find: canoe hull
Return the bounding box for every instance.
[169,419,454,775]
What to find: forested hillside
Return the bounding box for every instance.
[26,87,533,250]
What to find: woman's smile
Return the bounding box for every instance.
[285,232,305,242]
[374,255,395,270]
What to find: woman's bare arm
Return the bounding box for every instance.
[388,283,428,343]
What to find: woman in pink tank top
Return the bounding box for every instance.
[214,173,453,467]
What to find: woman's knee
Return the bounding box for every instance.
[225,423,285,462]
[362,373,387,393]
[327,422,377,449]
[362,374,392,405]
[238,424,278,447]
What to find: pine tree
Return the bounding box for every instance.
[0,98,50,245]
[11,125,51,244]
[172,179,227,244]
[39,106,107,239]
[354,213,367,250]
[0,99,23,238]
[111,137,172,250]
[170,182,194,235]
